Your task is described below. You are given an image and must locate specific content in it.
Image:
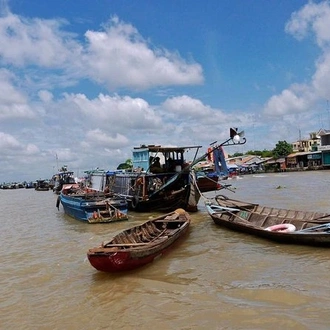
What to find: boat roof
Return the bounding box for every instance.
[133,145,202,152]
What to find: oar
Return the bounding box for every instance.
[215,199,330,224]
[206,203,256,227]
[296,223,330,233]
[207,203,240,212]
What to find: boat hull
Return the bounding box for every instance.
[112,172,200,213]
[87,209,190,272]
[206,195,330,246]
[59,193,128,223]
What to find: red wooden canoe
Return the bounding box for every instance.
[87,208,191,272]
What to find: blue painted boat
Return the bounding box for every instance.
[58,184,128,223]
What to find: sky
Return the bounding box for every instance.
[1,0,330,182]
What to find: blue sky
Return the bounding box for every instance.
[1,0,330,182]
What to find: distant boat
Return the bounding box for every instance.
[205,195,330,246]
[195,170,220,192]
[51,169,76,194]
[87,208,191,272]
[58,184,128,223]
[35,180,49,191]
[25,181,35,189]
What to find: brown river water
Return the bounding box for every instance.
[1,171,330,330]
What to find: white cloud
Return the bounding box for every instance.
[264,1,330,118]
[0,70,35,119]
[82,16,204,90]
[85,129,129,148]
[285,1,330,48]
[0,12,81,67]
[264,84,314,116]
[38,90,54,103]
[0,132,21,149]
[62,92,162,130]
[312,52,330,99]
[0,132,40,156]
[162,95,213,118]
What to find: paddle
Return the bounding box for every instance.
[206,203,257,228]
[296,223,330,233]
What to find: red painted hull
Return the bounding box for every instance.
[87,209,190,272]
[87,231,188,272]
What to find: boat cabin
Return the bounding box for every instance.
[52,171,76,194]
[132,145,202,173]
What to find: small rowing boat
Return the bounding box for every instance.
[87,208,191,272]
[205,195,330,246]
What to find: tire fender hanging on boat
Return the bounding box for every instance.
[265,224,296,233]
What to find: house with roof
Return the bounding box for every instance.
[288,129,330,169]
[318,129,330,167]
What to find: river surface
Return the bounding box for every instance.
[1,171,330,330]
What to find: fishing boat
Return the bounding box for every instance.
[52,167,76,194]
[205,195,330,246]
[108,128,245,213]
[87,208,191,272]
[58,184,128,223]
[195,171,220,192]
[35,179,50,191]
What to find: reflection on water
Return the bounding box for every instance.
[1,171,330,329]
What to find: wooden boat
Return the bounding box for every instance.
[205,195,330,246]
[195,171,220,192]
[51,168,76,194]
[108,145,203,213]
[108,128,246,213]
[35,179,50,191]
[87,208,191,272]
[58,184,128,223]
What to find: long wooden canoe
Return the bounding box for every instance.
[205,195,330,246]
[87,208,191,272]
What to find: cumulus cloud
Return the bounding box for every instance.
[0,70,35,119]
[312,51,330,99]
[0,11,203,91]
[38,90,54,103]
[84,129,129,148]
[162,95,213,118]
[0,132,39,155]
[264,1,330,117]
[0,132,21,149]
[264,84,316,116]
[62,92,162,130]
[285,1,330,48]
[0,12,81,68]
[161,95,231,126]
[81,16,204,90]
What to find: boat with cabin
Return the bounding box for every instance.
[58,183,128,223]
[108,128,246,213]
[52,167,76,194]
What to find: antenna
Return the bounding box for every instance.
[327,100,330,129]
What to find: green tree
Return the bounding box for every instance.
[272,141,293,159]
[246,149,274,157]
[230,152,244,157]
[117,159,133,170]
